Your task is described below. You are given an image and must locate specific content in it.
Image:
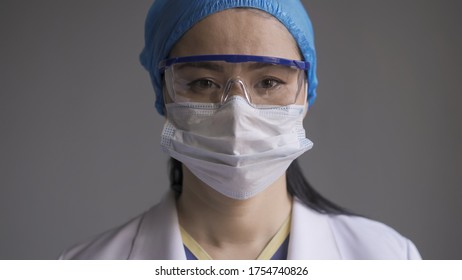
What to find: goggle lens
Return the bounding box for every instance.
[161,55,309,107]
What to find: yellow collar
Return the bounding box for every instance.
[180,214,291,260]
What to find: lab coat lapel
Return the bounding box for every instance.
[287,198,342,259]
[129,192,186,260]
[129,193,341,259]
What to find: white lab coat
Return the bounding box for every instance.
[60,192,421,259]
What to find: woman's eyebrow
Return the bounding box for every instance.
[175,62,224,72]
[247,62,297,72]
[247,62,276,70]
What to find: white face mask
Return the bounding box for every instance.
[161,96,313,200]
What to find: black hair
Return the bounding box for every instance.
[169,157,353,215]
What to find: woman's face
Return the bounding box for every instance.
[168,9,306,105]
[170,9,301,60]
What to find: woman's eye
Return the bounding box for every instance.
[189,79,219,89]
[258,78,284,89]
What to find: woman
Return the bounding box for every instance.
[60,0,421,259]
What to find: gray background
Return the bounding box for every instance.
[1,0,460,259]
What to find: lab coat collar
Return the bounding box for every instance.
[288,197,341,259]
[129,192,186,260]
[129,192,341,259]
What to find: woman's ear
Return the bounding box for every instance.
[303,81,309,118]
[162,87,168,119]
[162,79,170,119]
[304,103,309,118]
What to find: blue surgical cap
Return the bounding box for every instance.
[140,0,318,115]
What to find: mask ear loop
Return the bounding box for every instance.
[220,78,253,106]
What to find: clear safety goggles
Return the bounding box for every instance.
[159,55,310,107]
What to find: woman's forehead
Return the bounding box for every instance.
[169,9,301,60]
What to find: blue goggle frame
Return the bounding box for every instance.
[158,54,310,73]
